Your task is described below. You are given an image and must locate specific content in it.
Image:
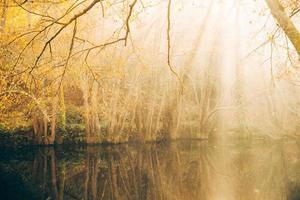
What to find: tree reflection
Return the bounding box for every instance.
[2,141,300,200]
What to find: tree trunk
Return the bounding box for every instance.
[49,97,58,145]
[59,86,66,133]
[43,116,48,144]
[32,112,45,144]
[265,0,300,57]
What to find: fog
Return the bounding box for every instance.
[1,0,300,143]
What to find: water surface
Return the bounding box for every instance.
[1,140,300,200]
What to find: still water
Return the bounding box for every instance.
[1,140,300,200]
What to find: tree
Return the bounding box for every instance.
[265,0,300,57]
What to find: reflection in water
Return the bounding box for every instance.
[1,140,300,200]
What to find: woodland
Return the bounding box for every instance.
[1,0,300,145]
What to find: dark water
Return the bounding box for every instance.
[1,140,300,200]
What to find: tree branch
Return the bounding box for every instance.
[167,0,182,92]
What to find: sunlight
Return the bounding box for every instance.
[1,0,300,198]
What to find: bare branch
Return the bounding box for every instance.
[124,0,138,46]
[12,0,56,21]
[30,0,101,73]
[167,0,182,92]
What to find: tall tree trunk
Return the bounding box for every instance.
[265,0,300,57]
[59,86,66,133]
[49,97,58,144]
[43,115,48,144]
[32,112,45,144]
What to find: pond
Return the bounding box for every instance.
[1,139,300,200]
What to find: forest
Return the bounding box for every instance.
[1,0,300,200]
[1,0,300,145]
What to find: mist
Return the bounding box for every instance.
[1,0,300,142]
